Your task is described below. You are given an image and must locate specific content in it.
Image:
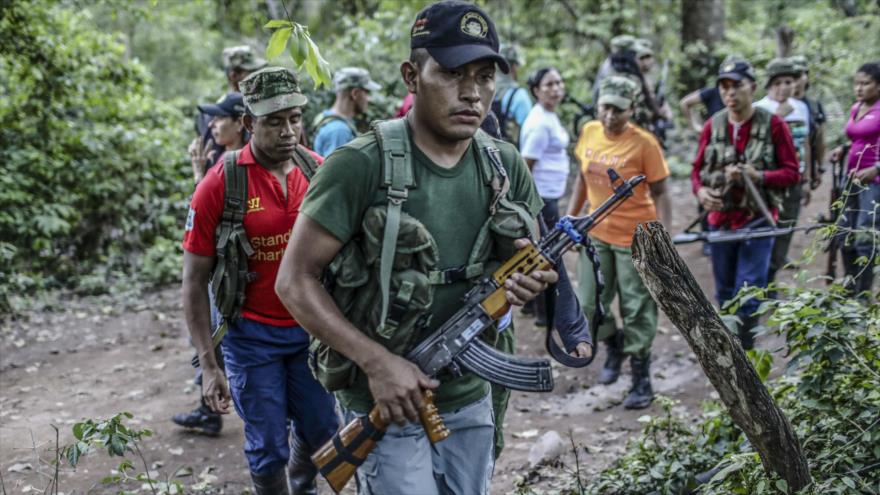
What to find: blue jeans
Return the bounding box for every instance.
[709,228,775,317]
[839,181,879,295]
[343,394,495,495]
[222,318,339,476]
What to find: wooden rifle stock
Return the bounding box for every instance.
[313,172,642,493]
[312,390,448,493]
[312,244,554,493]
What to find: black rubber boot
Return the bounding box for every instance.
[534,292,548,328]
[597,331,624,385]
[623,355,654,410]
[738,315,758,351]
[252,467,290,495]
[287,434,318,495]
[171,398,222,436]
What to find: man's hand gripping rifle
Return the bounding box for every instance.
[312,170,646,493]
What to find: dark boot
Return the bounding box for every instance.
[287,434,318,495]
[597,331,624,385]
[252,467,290,495]
[534,292,548,328]
[738,315,758,351]
[520,300,536,317]
[171,398,222,436]
[623,355,654,410]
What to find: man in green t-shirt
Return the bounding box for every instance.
[275,1,570,493]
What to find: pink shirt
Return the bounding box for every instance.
[846,100,880,183]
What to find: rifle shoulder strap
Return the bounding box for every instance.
[372,118,415,329]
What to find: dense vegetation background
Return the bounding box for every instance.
[1,0,878,314]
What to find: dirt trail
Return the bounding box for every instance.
[0,178,830,494]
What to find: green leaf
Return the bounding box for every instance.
[267,27,292,60]
[775,479,788,493]
[73,422,84,440]
[66,445,81,467]
[264,19,292,29]
[292,28,309,67]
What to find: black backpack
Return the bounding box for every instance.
[491,86,527,145]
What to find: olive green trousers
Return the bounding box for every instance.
[577,237,658,358]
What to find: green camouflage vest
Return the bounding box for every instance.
[210,145,318,321]
[700,107,782,212]
[311,118,537,391]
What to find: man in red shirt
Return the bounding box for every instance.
[691,59,800,349]
[182,67,338,495]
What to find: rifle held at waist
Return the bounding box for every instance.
[313,169,645,493]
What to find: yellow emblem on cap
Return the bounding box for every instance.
[460,12,488,38]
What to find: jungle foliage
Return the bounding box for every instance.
[515,281,880,495]
[0,0,191,314]
[2,0,879,316]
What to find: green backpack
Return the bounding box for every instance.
[210,145,319,322]
[310,118,537,391]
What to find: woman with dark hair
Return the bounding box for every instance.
[189,92,250,183]
[830,62,880,297]
[519,66,570,326]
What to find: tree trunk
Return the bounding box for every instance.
[679,0,725,96]
[681,0,725,46]
[631,222,812,491]
[775,25,795,57]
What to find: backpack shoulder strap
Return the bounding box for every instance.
[292,144,319,182]
[710,109,729,145]
[372,118,416,330]
[213,150,254,320]
[315,112,358,136]
[502,87,521,118]
[750,106,772,141]
[472,129,511,215]
[217,150,250,254]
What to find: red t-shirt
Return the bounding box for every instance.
[183,143,322,326]
[691,112,800,229]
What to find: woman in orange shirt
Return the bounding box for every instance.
[567,76,671,410]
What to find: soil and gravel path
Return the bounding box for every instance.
[0,178,830,494]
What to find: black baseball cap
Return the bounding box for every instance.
[198,92,246,117]
[410,1,509,74]
[717,59,756,83]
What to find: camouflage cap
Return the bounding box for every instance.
[598,75,638,109]
[789,55,808,73]
[610,34,636,53]
[240,67,308,117]
[634,38,654,59]
[500,43,524,67]
[222,45,267,72]
[765,57,800,82]
[332,67,381,92]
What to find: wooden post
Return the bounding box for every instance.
[631,222,811,491]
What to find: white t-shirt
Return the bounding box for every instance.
[754,97,810,167]
[519,104,571,199]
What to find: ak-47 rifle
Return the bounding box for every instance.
[673,162,821,244]
[823,145,849,282]
[313,170,645,493]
